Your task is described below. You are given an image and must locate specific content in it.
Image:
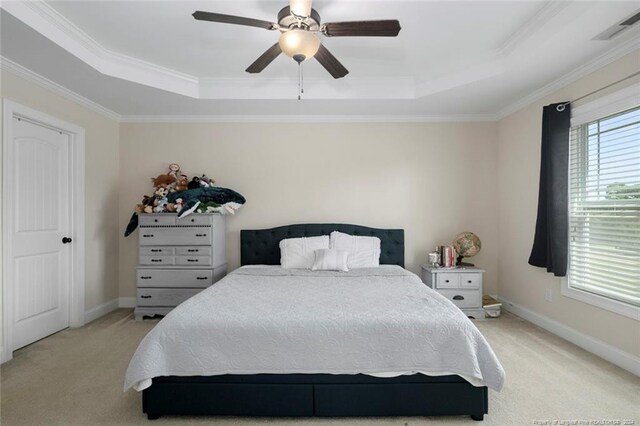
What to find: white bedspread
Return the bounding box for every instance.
[125,266,505,392]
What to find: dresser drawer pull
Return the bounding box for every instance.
[187,249,199,252]
[467,280,472,283]
[140,295,152,299]
[453,295,464,301]
[143,234,154,238]
[150,259,162,263]
[150,249,162,253]
[196,276,208,280]
[187,259,199,262]
[445,280,450,283]
[140,276,152,279]
[195,234,207,237]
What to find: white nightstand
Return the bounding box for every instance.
[421,265,485,319]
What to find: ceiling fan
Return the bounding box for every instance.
[192,0,401,79]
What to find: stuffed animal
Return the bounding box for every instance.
[187,176,201,190]
[146,186,169,213]
[199,174,214,187]
[166,198,185,213]
[168,163,181,179]
[151,173,176,188]
[134,195,153,213]
[166,186,246,218]
[174,176,189,192]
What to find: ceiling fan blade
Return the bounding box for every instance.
[323,20,401,37]
[314,44,349,79]
[246,43,282,74]
[192,11,277,30]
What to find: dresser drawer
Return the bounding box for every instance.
[139,255,175,266]
[176,214,213,226]
[139,214,175,226]
[137,288,202,307]
[438,289,481,309]
[175,255,212,266]
[459,273,482,289]
[137,269,213,288]
[436,273,460,288]
[139,226,212,246]
[175,246,212,256]
[140,247,174,256]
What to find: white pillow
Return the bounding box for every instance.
[280,236,330,269]
[330,231,381,268]
[312,249,349,272]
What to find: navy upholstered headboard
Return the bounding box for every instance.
[240,223,404,267]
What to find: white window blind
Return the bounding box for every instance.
[569,106,640,308]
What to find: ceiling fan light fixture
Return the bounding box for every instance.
[278,29,320,62]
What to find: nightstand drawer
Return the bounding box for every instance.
[438,289,481,309]
[136,269,213,288]
[459,273,482,289]
[436,273,460,288]
[137,288,201,307]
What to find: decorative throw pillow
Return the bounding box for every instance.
[312,249,349,272]
[329,231,381,268]
[280,236,330,269]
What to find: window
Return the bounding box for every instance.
[566,100,640,319]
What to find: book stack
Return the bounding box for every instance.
[482,295,502,318]
[439,245,456,268]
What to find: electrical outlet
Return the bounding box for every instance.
[545,288,553,302]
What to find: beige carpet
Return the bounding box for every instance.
[1,309,638,425]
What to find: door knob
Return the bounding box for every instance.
[62,237,72,244]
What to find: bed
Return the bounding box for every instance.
[126,223,504,421]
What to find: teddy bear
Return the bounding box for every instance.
[151,173,176,188]
[174,175,189,192]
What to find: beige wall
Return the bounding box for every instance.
[497,50,640,356]
[1,70,121,318]
[119,122,500,298]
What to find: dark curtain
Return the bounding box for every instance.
[528,102,571,277]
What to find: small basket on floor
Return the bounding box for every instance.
[483,295,502,318]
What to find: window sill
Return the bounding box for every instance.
[561,279,639,321]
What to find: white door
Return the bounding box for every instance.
[11,117,71,350]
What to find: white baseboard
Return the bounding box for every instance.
[84,299,119,324]
[497,296,640,376]
[0,346,10,364]
[118,297,136,308]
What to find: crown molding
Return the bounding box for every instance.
[496,1,572,57]
[2,1,199,97]
[495,36,640,120]
[119,114,498,124]
[0,56,121,122]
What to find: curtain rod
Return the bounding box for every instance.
[556,70,640,112]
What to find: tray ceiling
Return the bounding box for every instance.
[1,1,639,119]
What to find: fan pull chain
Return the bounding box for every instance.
[297,61,304,100]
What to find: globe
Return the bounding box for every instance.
[452,232,481,266]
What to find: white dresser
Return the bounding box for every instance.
[135,213,227,320]
[420,266,484,319]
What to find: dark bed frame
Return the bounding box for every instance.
[142,223,488,421]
